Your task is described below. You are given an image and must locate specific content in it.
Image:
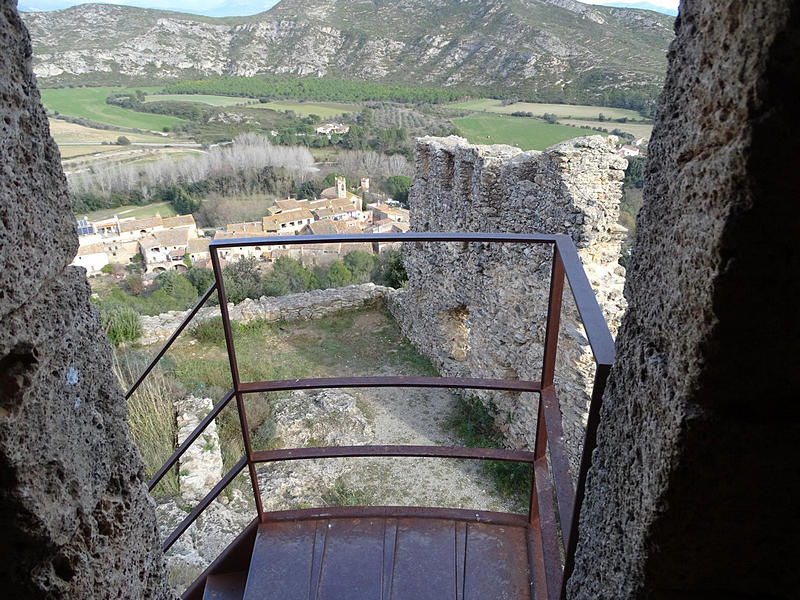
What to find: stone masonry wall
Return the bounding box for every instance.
[138,283,393,345]
[0,3,171,598]
[387,135,627,473]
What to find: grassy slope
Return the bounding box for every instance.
[41,87,184,130]
[454,114,601,151]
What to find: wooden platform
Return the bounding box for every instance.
[201,515,533,600]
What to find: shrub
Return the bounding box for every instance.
[117,135,131,145]
[102,306,142,345]
[100,263,113,274]
[191,317,226,344]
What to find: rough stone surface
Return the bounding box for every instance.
[568,2,800,599]
[0,3,171,597]
[175,396,223,504]
[138,283,393,345]
[0,2,77,320]
[388,135,627,473]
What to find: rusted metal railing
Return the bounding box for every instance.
[129,232,614,600]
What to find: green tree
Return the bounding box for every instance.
[262,269,290,297]
[323,261,354,288]
[222,257,262,304]
[343,251,377,283]
[296,180,322,200]
[117,135,131,145]
[155,271,198,308]
[271,256,318,293]
[382,175,412,206]
[322,172,345,188]
[374,250,407,288]
[186,266,215,295]
[161,184,200,214]
[624,156,647,188]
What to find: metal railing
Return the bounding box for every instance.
[129,232,615,600]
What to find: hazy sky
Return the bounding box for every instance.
[19,0,679,17]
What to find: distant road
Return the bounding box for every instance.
[58,142,204,148]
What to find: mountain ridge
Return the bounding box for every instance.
[23,0,674,103]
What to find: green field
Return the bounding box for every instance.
[79,201,176,221]
[41,87,185,131]
[145,94,255,107]
[447,99,646,122]
[250,101,360,118]
[559,119,653,140]
[454,114,602,150]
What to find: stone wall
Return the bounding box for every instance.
[388,135,627,472]
[138,283,393,344]
[0,2,171,598]
[568,2,800,598]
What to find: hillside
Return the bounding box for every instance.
[23,0,674,102]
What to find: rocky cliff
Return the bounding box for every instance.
[22,0,673,99]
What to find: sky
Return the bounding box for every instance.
[18,0,680,17]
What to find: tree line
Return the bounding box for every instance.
[164,75,469,104]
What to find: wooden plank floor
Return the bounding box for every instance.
[242,517,532,600]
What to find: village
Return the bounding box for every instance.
[72,176,409,276]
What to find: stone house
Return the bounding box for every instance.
[372,204,410,223]
[71,241,108,274]
[187,238,210,265]
[139,227,192,273]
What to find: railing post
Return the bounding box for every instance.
[560,362,612,600]
[210,246,265,522]
[541,247,566,389]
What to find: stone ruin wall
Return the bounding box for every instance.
[387,135,627,473]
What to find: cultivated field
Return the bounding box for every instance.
[559,119,653,140]
[250,100,360,118]
[49,119,170,143]
[41,87,185,130]
[144,94,256,107]
[454,113,600,150]
[58,145,122,159]
[447,99,647,121]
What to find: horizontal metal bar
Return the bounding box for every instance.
[125,282,217,400]
[540,386,576,545]
[259,505,530,528]
[239,376,541,394]
[163,456,248,552]
[553,235,615,366]
[147,389,235,491]
[252,444,536,464]
[209,231,560,249]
